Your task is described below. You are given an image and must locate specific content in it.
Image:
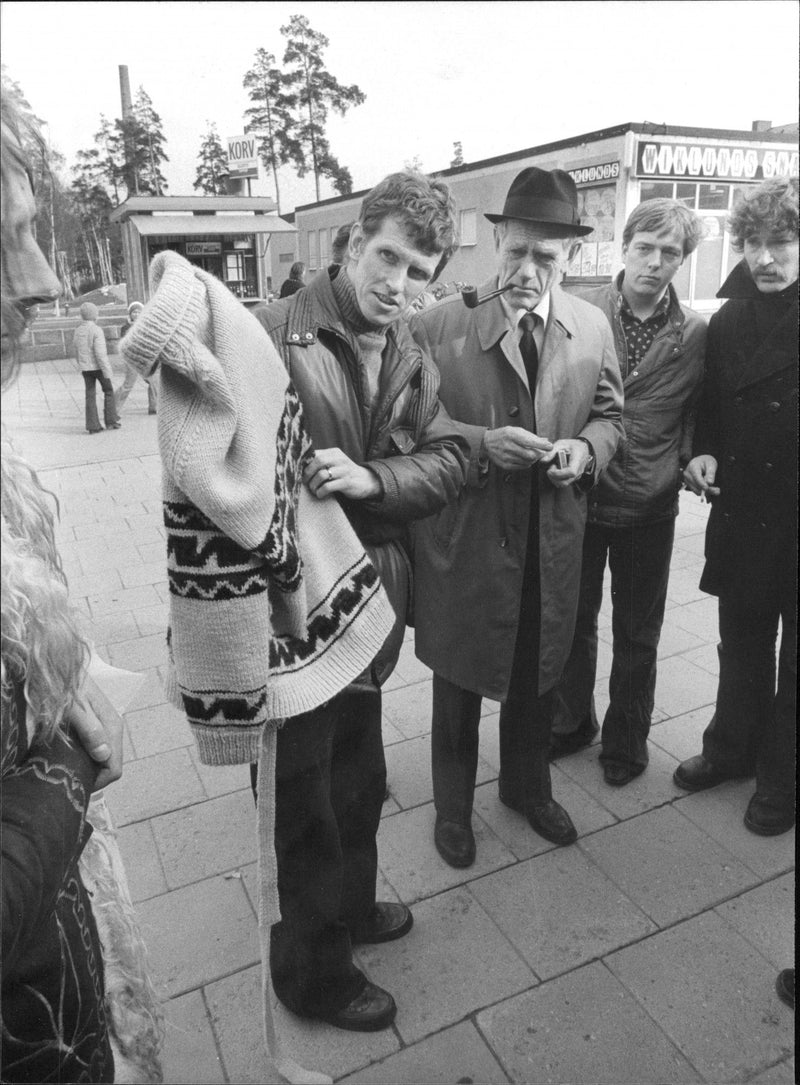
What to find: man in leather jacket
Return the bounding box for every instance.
[551,199,706,785]
[253,171,467,1032]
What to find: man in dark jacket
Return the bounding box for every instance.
[253,171,467,1032]
[551,200,706,785]
[674,177,797,837]
[409,168,623,869]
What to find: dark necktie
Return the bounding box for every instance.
[519,312,540,424]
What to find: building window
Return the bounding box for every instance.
[460,208,477,247]
[319,228,329,266]
[308,230,318,270]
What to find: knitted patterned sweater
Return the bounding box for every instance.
[121,251,395,766]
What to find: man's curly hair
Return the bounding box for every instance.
[728,177,799,252]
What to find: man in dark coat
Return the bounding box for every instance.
[410,168,623,868]
[674,177,798,837]
[252,172,468,1032]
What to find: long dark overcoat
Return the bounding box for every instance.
[409,282,624,699]
[693,261,798,607]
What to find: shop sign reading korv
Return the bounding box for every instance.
[226,134,259,180]
[636,140,799,181]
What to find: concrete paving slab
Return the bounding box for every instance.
[82,609,141,646]
[473,775,617,863]
[666,565,711,607]
[187,746,252,800]
[607,912,795,1083]
[104,746,206,825]
[679,642,721,674]
[339,1020,510,1084]
[116,819,168,903]
[123,666,168,711]
[87,582,162,619]
[151,790,258,889]
[579,805,758,927]
[107,632,168,671]
[714,874,795,969]
[667,596,719,641]
[133,601,170,637]
[136,876,258,998]
[555,742,681,820]
[470,848,655,979]
[648,707,712,762]
[377,803,515,903]
[676,785,795,879]
[749,1057,796,1083]
[356,886,535,1045]
[655,619,707,660]
[380,716,406,746]
[381,680,434,739]
[125,702,193,759]
[653,654,719,718]
[205,965,399,1083]
[161,991,226,1084]
[477,961,702,1085]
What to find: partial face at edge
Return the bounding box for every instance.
[1,126,60,342]
[347,216,439,326]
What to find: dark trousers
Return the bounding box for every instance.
[433,482,556,821]
[703,587,796,809]
[263,674,386,1017]
[553,518,675,770]
[82,370,118,431]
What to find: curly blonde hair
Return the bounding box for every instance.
[1,436,88,741]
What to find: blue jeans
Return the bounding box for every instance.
[554,518,675,770]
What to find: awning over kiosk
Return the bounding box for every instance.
[133,215,297,236]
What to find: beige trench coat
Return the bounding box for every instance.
[409,282,624,699]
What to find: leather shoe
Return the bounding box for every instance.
[499,789,577,846]
[434,816,476,868]
[350,902,413,944]
[673,754,748,792]
[320,982,396,1032]
[527,799,578,846]
[549,719,598,760]
[743,794,795,837]
[775,969,795,1009]
[603,762,645,787]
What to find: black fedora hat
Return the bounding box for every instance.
[485,167,593,236]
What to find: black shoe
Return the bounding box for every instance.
[743,794,795,837]
[319,982,397,1032]
[603,762,645,788]
[434,816,476,868]
[549,719,599,760]
[673,754,748,793]
[526,799,578,846]
[108,422,122,429]
[775,969,795,1009]
[499,788,577,846]
[350,902,413,944]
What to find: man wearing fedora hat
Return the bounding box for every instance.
[409,167,623,866]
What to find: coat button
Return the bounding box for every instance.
[508,406,520,417]
[632,370,639,377]
[304,332,314,341]
[734,396,743,406]
[765,462,774,471]
[290,333,300,342]
[727,455,735,465]
[498,537,508,548]
[768,401,781,412]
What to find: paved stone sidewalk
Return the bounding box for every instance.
[5,358,795,1084]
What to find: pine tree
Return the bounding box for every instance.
[130,87,169,195]
[242,48,295,213]
[194,123,230,195]
[280,15,365,200]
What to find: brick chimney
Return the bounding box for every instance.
[751,120,772,132]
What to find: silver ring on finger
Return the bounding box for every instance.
[326,468,333,481]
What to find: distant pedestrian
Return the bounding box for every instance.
[278,260,306,298]
[73,302,119,433]
[115,302,157,414]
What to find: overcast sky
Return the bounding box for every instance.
[3,0,798,212]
